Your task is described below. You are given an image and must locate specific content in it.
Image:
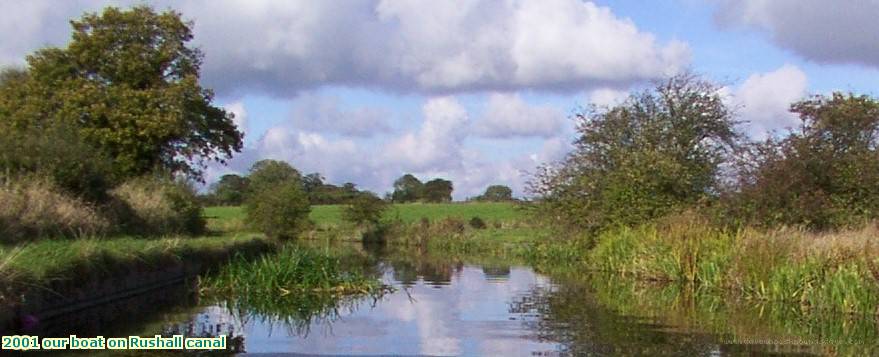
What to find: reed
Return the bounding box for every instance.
[585,214,879,314]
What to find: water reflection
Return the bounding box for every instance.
[269,265,555,356]
[33,242,879,356]
[482,265,512,282]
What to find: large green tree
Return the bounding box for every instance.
[0,6,242,181]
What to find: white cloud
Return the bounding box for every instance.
[475,93,565,138]
[386,97,470,172]
[716,0,879,68]
[0,0,690,96]
[0,1,71,67]
[587,88,630,107]
[732,65,808,138]
[224,101,248,136]
[289,93,391,137]
[205,96,572,200]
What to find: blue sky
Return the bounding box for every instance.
[2,0,878,199]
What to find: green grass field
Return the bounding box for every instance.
[205,202,526,229]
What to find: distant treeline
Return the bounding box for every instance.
[202,167,375,206]
[205,169,516,206]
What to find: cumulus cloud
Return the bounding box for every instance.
[197,0,689,95]
[204,96,572,200]
[716,0,879,68]
[1,0,689,96]
[732,65,808,138]
[385,97,470,172]
[224,101,248,136]
[0,1,72,67]
[289,93,391,137]
[587,88,630,107]
[475,93,565,138]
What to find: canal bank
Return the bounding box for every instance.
[0,234,276,334]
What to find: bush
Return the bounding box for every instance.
[0,179,109,243]
[530,74,742,233]
[0,122,117,203]
[727,93,879,230]
[469,216,487,229]
[342,194,388,227]
[245,180,310,240]
[111,177,205,236]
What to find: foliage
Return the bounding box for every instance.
[246,159,302,194]
[110,176,205,236]
[391,174,424,203]
[475,185,513,202]
[530,73,743,232]
[302,172,369,204]
[0,6,242,181]
[342,193,388,227]
[245,180,310,240]
[209,174,250,206]
[0,120,116,202]
[725,93,879,230]
[423,178,454,202]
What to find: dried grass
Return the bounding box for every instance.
[0,179,109,243]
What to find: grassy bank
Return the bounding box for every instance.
[0,234,275,307]
[209,202,879,316]
[581,217,879,315]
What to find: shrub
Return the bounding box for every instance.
[530,73,743,233]
[111,177,205,236]
[244,180,310,240]
[0,122,117,203]
[469,216,487,229]
[727,93,879,230]
[0,179,109,243]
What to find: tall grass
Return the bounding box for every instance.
[0,179,109,243]
[586,213,879,314]
[199,245,390,332]
[201,245,384,296]
[110,177,205,236]
[0,176,207,242]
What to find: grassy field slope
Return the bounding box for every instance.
[205,202,526,229]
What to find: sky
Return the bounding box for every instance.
[2,0,878,200]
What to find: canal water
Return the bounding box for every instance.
[26,243,879,356]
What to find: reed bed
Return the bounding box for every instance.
[584,214,879,314]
